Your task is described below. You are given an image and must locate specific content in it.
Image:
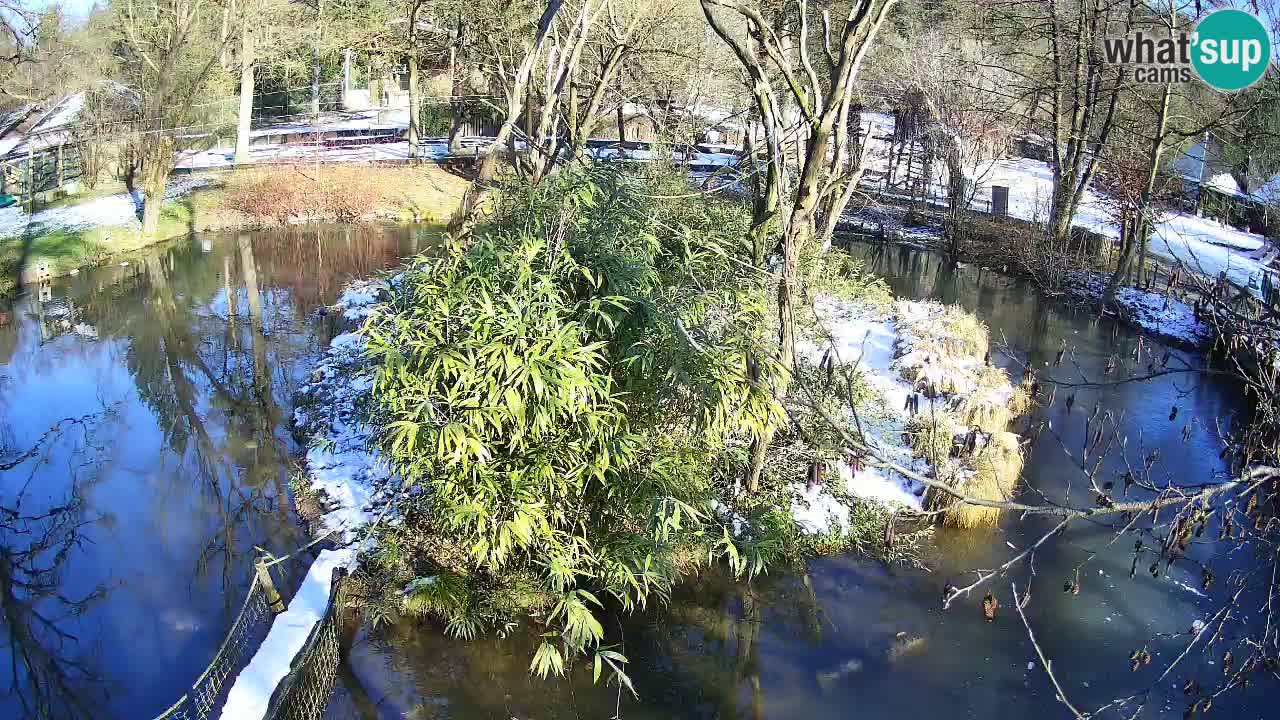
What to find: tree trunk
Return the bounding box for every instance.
[235,23,255,166]
[369,65,382,112]
[407,1,421,159]
[615,72,626,142]
[1102,81,1170,309]
[450,0,565,233]
[447,16,465,154]
[140,139,171,238]
[407,53,419,158]
[311,46,321,117]
[943,141,966,255]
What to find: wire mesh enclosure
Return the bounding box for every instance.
[263,568,351,720]
[151,572,273,720]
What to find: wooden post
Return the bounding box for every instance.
[27,143,35,213]
[256,558,287,613]
[57,144,64,190]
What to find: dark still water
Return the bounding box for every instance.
[0,223,440,719]
[326,242,1271,720]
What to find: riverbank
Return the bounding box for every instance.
[839,205,1214,350]
[274,166,1036,699]
[290,274,1031,589]
[315,239,1267,720]
[0,163,468,298]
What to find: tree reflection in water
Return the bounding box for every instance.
[0,412,115,719]
[0,222,437,717]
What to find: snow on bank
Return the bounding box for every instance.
[293,286,399,539]
[1068,272,1210,348]
[0,175,212,239]
[217,547,355,720]
[839,204,944,244]
[854,111,1274,295]
[789,297,1027,535]
[789,301,947,532]
[975,157,1273,294]
[217,283,395,720]
[334,279,385,322]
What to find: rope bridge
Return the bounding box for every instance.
[149,538,353,720]
[262,568,352,720]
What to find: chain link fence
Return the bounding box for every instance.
[152,572,274,720]
[263,568,351,720]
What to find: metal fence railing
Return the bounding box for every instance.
[152,571,274,720]
[263,568,351,720]
[1,144,84,201]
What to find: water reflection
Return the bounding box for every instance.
[0,223,440,718]
[330,241,1270,720]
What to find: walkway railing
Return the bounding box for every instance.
[151,569,275,720]
[263,568,352,720]
[149,531,341,720]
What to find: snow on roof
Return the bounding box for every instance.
[0,83,140,160]
[1253,174,1280,204]
[1204,172,1245,198]
[37,93,85,131]
[0,106,32,137]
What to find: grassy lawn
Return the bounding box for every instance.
[0,164,468,299]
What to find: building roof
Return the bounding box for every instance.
[0,82,139,161]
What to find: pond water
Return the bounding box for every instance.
[328,241,1272,719]
[0,223,440,719]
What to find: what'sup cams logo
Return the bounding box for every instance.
[1103,8,1272,91]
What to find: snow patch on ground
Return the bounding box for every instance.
[839,204,943,244]
[217,547,355,720]
[852,112,1275,296]
[293,322,396,540]
[1068,272,1210,347]
[975,157,1272,294]
[789,296,1026,535]
[790,300,928,534]
[0,175,212,239]
[334,279,386,322]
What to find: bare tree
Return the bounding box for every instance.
[986,0,1134,250]
[114,0,226,237]
[878,20,1015,255]
[701,0,900,491]
[448,0,566,231]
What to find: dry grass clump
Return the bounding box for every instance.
[896,301,988,357]
[897,352,978,397]
[886,301,1035,529]
[953,365,1030,434]
[893,301,991,398]
[221,164,467,225]
[226,165,381,224]
[926,431,1024,529]
[938,306,989,359]
[906,412,959,463]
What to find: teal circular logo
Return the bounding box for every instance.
[1192,9,1271,91]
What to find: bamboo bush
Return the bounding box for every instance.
[360,165,786,678]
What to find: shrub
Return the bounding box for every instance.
[223,165,381,224]
[361,165,781,677]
